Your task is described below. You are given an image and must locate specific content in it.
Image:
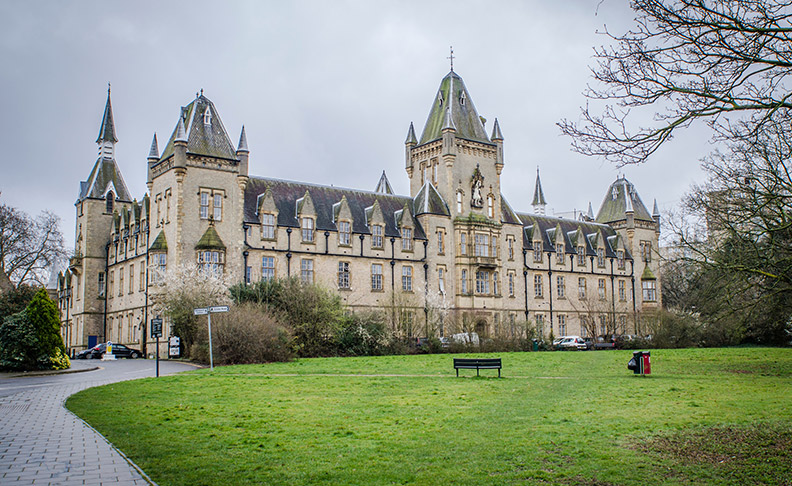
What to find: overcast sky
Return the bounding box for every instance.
[0,0,710,250]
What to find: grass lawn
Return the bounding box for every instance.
[66,348,792,485]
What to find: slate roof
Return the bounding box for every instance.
[419,71,491,145]
[244,177,427,239]
[374,171,394,194]
[79,157,132,201]
[413,182,450,216]
[150,231,168,251]
[195,225,226,250]
[596,177,654,224]
[96,88,117,144]
[515,212,632,261]
[532,168,547,206]
[158,94,238,162]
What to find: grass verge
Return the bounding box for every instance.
[66,348,792,485]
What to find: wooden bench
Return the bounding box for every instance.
[453,358,502,377]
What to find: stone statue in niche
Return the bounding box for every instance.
[471,165,484,208]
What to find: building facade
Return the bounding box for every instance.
[58,71,662,355]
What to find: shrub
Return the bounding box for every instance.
[336,311,392,356]
[0,310,37,370]
[0,284,38,323]
[0,290,69,371]
[212,304,293,364]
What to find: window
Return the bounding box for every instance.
[300,259,314,284]
[474,234,489,257]
[372,225,383,249]
[129,264,134,294]
[156,194,162,227]
[558,315,567,336]
[456,192,463,213]
[262,256,275,281]
[460,233,467,255]
[536,314,545,337]
[164,189,171,224]
[598,278,606,300]
[245,266,251,284]
[301,217,314,243]
[337,262,350,289]
[432,163,438,184]
[534,274,543,298]
[533,243,542,263]
[640,241,652,262]
[402,266,413,291]
[577,246,586,266]
[619,315,627,332]
[401,227,413,251]
[371,264,383,291]
[557,276,565,298]
[261,213,276,239]
[438,267,445,292]
[437,229,445,254]
[619,280,626,301]
[213,194,222,221]
[487,195,494,218]
[475,271,490,294]
[139,263,145,291]
[151,253,167,282]
[578,277,587,299]
[617,250,625,270]
[339,221,351,246]
[642,280,657,301]
[461,269,468,294]
[200,192,209,219]
[599,315,607,336]
[492,236,498,258]
[106,192,114,213]
[118,270,124,296]
[198,250,224,275]
[508,272,515,297]
[203,107,212,125]
[507,237,514,260]
[421,164,427,184]
[98,273,105,297]
[556,244,564,264]
[493,272,499,295]
[597,247,605,268]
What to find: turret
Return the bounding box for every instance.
[532,167,547,215]
[405,122,417,170]
[173,114,188,170]
[236,125,249,178]
[96,85,117,159]
[147,133,158,187]
[652,199,661,234]
[491,118,504,173]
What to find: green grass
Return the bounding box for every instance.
[66,348,792,485]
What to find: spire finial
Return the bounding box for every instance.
[107,82,111,95]
[448,46,454,72]
[200,88,204,96]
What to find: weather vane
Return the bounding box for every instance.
[448,46,454,71]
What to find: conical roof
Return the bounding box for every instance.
[375,171,394,194]
[159,94,238,162]
[419,71,490,145]
[79,157,132,201]
[96,86,118,144]
[532,168,546,206]
[148,133,159,159]
[596,177,654,224]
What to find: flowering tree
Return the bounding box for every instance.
[149,264,233,356]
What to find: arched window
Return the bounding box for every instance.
[203,107,212,125]
[106,191,114,213]
[487,195,494,218]
[456,192,463,213]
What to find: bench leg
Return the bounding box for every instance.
[477,368,480,377]
[456,368,459,377]
[498,368,501,378]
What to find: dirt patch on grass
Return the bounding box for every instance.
[633,424,792,484]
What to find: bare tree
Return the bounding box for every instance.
[0,201,66,287]
[560,0,792,165]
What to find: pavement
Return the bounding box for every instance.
[0,359,199,485]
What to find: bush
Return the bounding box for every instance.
[0,284,38,323]
[0,290,69,371]
[212,304,293,364]
[336,311,392,357]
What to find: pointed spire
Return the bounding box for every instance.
[442,107,456,131]
[623,180,634,213]
[491,118,503,141]
[237,125,249,153]
[652,199,660,217]
[148,133,159,159]
[587,202,594,220]
[175,116,188,143]
[532,167,547,215]
[405,122,417,145]
[375,170,394,194]
[96,84,118,144]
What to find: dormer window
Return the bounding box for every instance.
[301,217,314,243]
[203,107,212,125]
[401,227,413,251]
[597,247,605,268]
[459,91,466,106]
[577,246,586,266]
[533,242,543,263]
[556,244,564,264]
[617,250,625,270]
[106,191,114,213]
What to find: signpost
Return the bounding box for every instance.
[151,317,163,377]
[193,305,230,370]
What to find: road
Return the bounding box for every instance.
[0,359,198,485]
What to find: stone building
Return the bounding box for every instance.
[58,70,661,355]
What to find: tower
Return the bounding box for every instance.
[65,87,133,350]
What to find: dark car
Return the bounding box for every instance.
[75,343,142,359]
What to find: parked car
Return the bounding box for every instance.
[75,343,142,359]
[555,336,588,350]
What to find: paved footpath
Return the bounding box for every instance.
[0,360,198,486]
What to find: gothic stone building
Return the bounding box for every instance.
[58,71,662,355]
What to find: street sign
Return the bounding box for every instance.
[193,308,209,315]
[151,318,163,338]
[209,305,230,313]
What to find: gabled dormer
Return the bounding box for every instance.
[395,204,415,252]
[365,200,385,250]
[296,190,316,244]
[333,195,353,247]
